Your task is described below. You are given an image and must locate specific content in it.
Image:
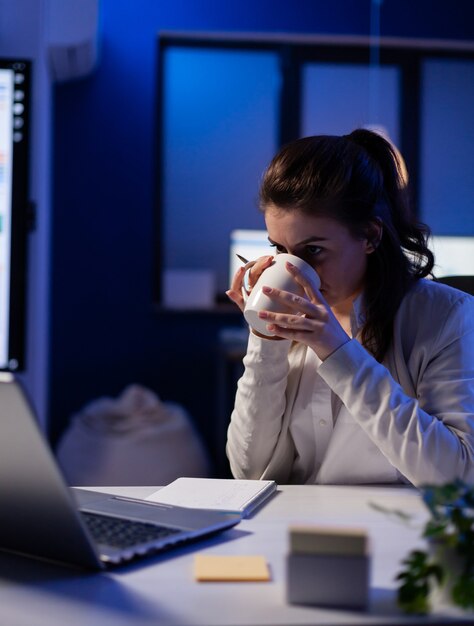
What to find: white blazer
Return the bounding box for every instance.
[226,279,474,486]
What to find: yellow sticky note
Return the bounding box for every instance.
[194,555,270,582]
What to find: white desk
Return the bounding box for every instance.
[0,485,471,625]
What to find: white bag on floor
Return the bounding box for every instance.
[56,384,210,486]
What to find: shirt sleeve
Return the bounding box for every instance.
[317,295,474,486]
[226,332,292,479]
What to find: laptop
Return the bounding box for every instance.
[0,372,241,570]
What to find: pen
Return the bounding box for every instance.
[236,253,249,264]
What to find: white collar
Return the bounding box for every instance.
[350,293,366,338]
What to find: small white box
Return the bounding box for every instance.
[163,269,216,310]
[286,525,371,609]
[286,552,370,609]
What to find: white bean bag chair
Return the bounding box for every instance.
[56,384,210,486]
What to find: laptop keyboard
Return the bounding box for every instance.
[80,511,182,549]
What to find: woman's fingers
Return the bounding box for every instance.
[284,261,326,306]
[258,301,328,328]
[257,283,350,361]
[226,266,247,311]
[229,265,246,292]
[245,255,273,291]
[226,255,274,312]
[250,260,350,360]
[261,285,324,316]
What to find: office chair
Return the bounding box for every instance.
[435,275,474,296]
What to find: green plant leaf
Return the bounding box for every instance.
[452,575,474,609]
[398,581,430,615]
[423,519,449,538]
[375,480,474,614]
[426,564,444,585]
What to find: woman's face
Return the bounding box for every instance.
[264,205,374,311]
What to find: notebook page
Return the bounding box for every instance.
[146,478,276,515]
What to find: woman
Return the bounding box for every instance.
[225,128,474,486]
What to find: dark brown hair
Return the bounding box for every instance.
[259,128,434,361]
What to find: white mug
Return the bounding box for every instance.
[243,253,320,336]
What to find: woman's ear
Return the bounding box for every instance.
[364,218,383,254]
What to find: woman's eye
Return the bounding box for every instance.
[306,245,322,256]
[269,243,286,254]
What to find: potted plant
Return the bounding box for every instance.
[374,479,474,614]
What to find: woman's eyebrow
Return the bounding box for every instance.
[267,235,328,247]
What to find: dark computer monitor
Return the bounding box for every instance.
[0,58,31,371]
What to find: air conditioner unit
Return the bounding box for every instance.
[46,0,99,82]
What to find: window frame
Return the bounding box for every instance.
[154,32,474,306]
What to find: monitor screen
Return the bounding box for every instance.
[0,59,31,371]
[430,236,474,278]
[229,229,273,286]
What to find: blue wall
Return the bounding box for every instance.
[51,0,474,472]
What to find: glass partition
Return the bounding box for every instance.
[161,46,278,300]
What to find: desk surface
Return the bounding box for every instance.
[0,484,472,626]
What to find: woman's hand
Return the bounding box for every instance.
[256,261,350,361]
[226,255,274,313]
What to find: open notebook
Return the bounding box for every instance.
[147,477,277,518]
